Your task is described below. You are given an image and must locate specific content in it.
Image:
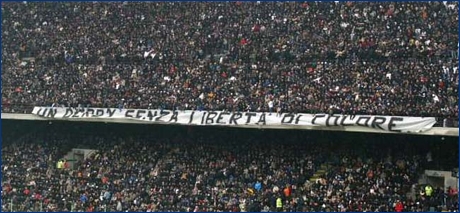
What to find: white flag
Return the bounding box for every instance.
[143,49,156,59]
[432,94,440,103]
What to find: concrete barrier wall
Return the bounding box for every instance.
[2,113,458,137]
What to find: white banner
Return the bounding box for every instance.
[32,107,437,133]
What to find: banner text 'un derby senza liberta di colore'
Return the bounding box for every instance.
[32,107,437,133]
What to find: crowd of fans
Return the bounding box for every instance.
[2,2,459,120]
[1,2,459,211]
[2,120,458,212]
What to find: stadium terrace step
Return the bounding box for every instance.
[309,164,330,182]
[316,169,326,174]
[309,177,320,182]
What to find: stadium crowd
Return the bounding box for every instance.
[2,121,458,212]
[1,2,459,212]
[2,2,459,120]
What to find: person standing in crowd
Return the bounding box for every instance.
[276,197,283,212]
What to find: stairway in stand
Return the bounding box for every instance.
[309,163,329,182]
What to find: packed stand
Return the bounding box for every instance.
[2,2,458,121]
[310,141,455,212]
[2,121,458,212]
[152,137,327,212]
[2,121,173,212]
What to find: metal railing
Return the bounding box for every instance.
[1,200,111,212]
